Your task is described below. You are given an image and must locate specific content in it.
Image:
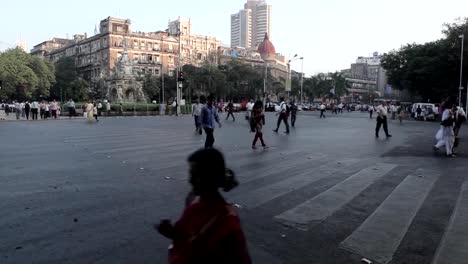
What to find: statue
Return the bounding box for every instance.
[105,36,146,103]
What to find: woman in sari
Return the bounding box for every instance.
[86,101,94,122]
[156,148,251,264]
[434,102,456,157]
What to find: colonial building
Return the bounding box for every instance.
[218,33,288,98]
[33,16,221,94]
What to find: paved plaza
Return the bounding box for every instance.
[1,112,468,264]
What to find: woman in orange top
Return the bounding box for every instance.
[156,148,252,264]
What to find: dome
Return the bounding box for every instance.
[257,33,276,56]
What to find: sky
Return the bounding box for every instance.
[1,0,468,76]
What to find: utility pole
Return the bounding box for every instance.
[177,22,183,115]
[459,34,464,107]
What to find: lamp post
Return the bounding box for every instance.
[289,55,304,104]
[458,34,464,107]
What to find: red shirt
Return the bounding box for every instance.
[170,197,252,264]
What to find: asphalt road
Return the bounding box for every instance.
[1,111,467,264]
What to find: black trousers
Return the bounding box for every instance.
[276,113,289,132]
[320,110,326,118]
[291,114,296,127]
[226,111,235,121]
[376,116,390,136]
[68,107,75,118]
[25,110,30,120]
[370,110,373,119]
[204,127,215,148]
[31,109,38,120]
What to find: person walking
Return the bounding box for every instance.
[245,99,254,122]
[86,100,94,122]
[416,105,422,120]
[225,101,235,122]
[273,97,290,134]
[50,100,58,119]
[67,99,76,118]
[106,101,111,116]
[4,103,11,116]
[44,102,50,119]
[251,101,268,149]
[434,102,456,157]
[200,95,222,148]
[20,102,25,118]
[24,101,31,120]
[192,99,203,135]
[319,103,326,119]
[290,101,298,127]
[93,103,99,122]
[119,103,123,116]
[172,100,178,116]
[369,105,375,119]
[14,101,21,120]
[375,101,392,138]
[156,148,251,264]
[454,104,466,137]
[31,100,39,120]
[97,101,103,116]
[39,101,46,119]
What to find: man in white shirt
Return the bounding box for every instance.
[320,103,326,119]
[273,97,290,134]
[245,99,254,121]
[376,101,392,138]
[30,100,39,120]
[192,99,203,135]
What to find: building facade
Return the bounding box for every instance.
[231,0,272,49]
[34,17,221,91]
[343,52,389,102]
[231,9,252,48]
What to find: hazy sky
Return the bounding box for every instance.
[1,0,467,75]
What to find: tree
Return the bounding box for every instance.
[382,17,468,103]
[53,57,88,101]
[142,74,160,101]
[0,48,55,101]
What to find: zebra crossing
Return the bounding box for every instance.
[225,155,468,264]
[59,127,468,264]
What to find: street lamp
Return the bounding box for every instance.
[289,55,304,104]
[458,34,464,108]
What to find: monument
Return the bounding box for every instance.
[105,37,146,103]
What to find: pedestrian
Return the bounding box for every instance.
[97,101,103,116]
[106,101,111,115]
[416,106,422,120]
[390,104,397,120]
[93,103,99,122]
[172,100,178,116]
[251,101,268,149]
[332,104,338,115]
[50,100,59,119]
[369,105,375,119]
[39,101,45,119]
[20,101,25,118]
[156,148,251,264]
[119,103,123,116]
[31,100,39,120]
[338,103,343,113]
[14,101,21,120]
[434,102,456,157]
[4,103,10,116]
[45,102,50,119]
[397,104,405,124]
[290,101,298,127]
[245,99,254,122]
[192,99,203,135]
[200,95,222,148]
[453,104,466,137]
[375,101,392,138]
[24,101,31,120]
[86,100,94,122]
[225,101,235,122]
[319,103,326,119]
[273,97,290,134]
[67,99,76,118]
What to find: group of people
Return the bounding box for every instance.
[1,100,60,120]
